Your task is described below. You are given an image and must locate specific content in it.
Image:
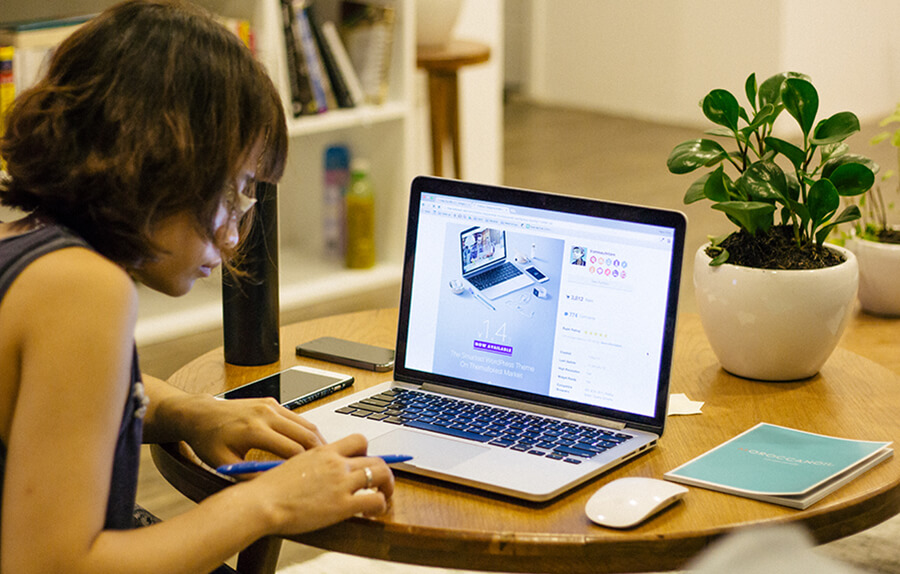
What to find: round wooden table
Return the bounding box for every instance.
[152,309,900,574]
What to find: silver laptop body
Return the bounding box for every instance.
[301,176,687,501]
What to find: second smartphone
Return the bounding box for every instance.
[296,336,395,371]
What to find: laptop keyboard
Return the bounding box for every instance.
[335,388,634,464]
[467,261,524,290]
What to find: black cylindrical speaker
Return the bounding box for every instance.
[222,181,280,365]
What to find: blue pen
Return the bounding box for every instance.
[216,454,413,476]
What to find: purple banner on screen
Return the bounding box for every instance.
[473,340,513,356]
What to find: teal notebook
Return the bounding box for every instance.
[664,423,893,509]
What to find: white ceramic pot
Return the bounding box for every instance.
[416,0,463,47]
[693,244,858,381]
[846,237,900,317]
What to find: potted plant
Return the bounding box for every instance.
[667,71,876,381]
[842,104,900,316]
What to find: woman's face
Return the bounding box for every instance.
[131,152,259,297]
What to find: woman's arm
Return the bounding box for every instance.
[1,249,393,574]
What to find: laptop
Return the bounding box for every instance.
[300,176,687,501]
[459,226,533,300]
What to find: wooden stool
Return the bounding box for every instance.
[417,39,490,178]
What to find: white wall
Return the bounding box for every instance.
[524,0,900,126]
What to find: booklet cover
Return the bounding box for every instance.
[664,423,893,509]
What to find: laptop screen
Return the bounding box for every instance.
[460,227,508,276]
[395,177,686,433]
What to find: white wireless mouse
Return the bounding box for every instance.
[585,477,688,529]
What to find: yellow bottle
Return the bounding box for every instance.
[344,159,376,268]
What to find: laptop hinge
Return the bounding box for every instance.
[420,383,627,430]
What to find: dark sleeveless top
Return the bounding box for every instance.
[0,224,145,530]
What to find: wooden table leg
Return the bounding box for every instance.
[427,71,450,177]
[236,536,282,574]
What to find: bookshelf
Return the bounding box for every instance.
[2,0,503,346]
[135,0,417,344]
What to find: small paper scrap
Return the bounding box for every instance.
[668,393,704,415]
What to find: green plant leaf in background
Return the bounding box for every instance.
[765,136,806,171]
[828,162,875,197]
[808,179,840,229]
[758,71,808,108]
[703,165,732,202]
[712,201,776,235]
[810,111,860,145]
[702,89,741,132]
[667,139,729,174]
[815,205,861,245]
[741,160,787,202]
[782,78,819,137]
[684,172,712,204]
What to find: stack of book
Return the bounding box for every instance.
[281,0,394,117]
[0,15,90,101]
[0,13,254,127]
[664,422,893,509]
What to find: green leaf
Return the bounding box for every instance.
[870,131,891,146]
[785,171,801,201]
[702,89,741,131]
[820,142,849,163]
[810,111,860,145]
[745,73,758,109]
[741,160,788,201]
[785,197,810,229]
[704,165,732,202]
[704,127,735,138]
[823,154,880,179]
[712,201,776,235]
[815,205,861,245]
[765,136,806,170]
[684,173,711,204]
[828,162,874,196]
[667,139,729,174]
[710,247,730,266]
[782,78,819,137]
[745,103,780,132]
[808,179,839,227]
[758,72,809,108]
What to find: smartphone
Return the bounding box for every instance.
[524,265,549,283]
[217,366,354,409]
[296,336,395,372]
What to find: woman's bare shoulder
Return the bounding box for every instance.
[4,246,137,327]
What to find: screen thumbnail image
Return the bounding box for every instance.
[432,225,565,395]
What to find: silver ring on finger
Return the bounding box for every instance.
[364,466,374,490]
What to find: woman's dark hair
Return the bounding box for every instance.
[0,0,288,268]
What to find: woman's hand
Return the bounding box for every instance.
[244,433,395,535]
[140,376,326,468]
[181,395,327,469]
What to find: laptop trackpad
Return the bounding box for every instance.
[368,429,488,471]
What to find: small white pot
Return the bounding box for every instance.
[693,244,858,381]
[416,0,463,47]
[846,236,900,317]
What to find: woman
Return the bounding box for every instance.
[0,1,393,572]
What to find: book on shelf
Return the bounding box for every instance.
[664,422,893,509]
[340,1,395,105]
[279,0,315,117]
[320,20,365,108]
[305,4,355,109]
[293,1,337,113]
[215,16,255,54]
[0,15,90,96]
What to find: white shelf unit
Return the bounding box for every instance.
[136,0,415,345]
